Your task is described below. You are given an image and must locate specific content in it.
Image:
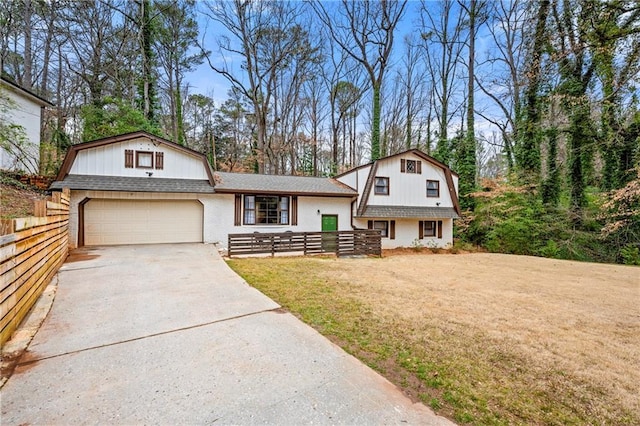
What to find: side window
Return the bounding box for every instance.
[368,220,395,239]
[374,177,389,195]
[423,220,437,237]
[426,180,440,197]
[419,220,443,239]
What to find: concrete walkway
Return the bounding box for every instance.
[1,244,452,425]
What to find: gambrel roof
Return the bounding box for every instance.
[55,131,216,184]
[338,149,461,217]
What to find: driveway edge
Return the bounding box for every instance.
[0,275,58,387]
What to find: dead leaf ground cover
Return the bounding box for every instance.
[0,177,47,219]
[227,253,639,425]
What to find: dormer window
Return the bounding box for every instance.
[401,159,422,174]
[136,151,153,168]
[125,149,164,170]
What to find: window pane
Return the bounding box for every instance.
[137,152,153,168]
[248,195,288,225]
[406,160,416,173]
[427,180,439,197]
[374,221,388,237]
[244,210,255,224]
[374,177,388,195]
[244,195,255,209]
[424,221,436,236]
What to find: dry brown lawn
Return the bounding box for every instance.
[228,252,640,425]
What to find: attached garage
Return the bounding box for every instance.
[82,199,203,246]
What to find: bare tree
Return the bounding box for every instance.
[201,0,311,174]
[475,0,527,172]
[419,0,466,166]
[312,0,407,161]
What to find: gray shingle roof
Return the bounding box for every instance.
[50,174,215,193]
[359,205,459,219]
[214,172,357,196]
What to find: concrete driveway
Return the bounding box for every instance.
[1,244,452,425]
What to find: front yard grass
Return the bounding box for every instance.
[227,253,639,425]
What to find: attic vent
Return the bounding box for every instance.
[401,159,421,174]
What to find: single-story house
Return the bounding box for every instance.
[50,131,459,249]
[0,77,54,174]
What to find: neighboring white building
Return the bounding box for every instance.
[0,77,53,174]
[51,131,459,249]
[335,150,460,249]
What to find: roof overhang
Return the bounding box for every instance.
[50,174,215,194]
[0,77,54,107]
[357,205,459,219]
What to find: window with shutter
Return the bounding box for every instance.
[422,220,437,237]
[243,195,289,225]
[370,220,389,238]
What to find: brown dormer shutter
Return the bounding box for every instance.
[155,152,164,170]
[125,150,134,168]
[417,160,422,174]
[400,159,406,173]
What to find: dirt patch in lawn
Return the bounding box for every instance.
[228,253,639,425]
[0,182,48,219]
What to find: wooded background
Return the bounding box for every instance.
[1,0,638,264]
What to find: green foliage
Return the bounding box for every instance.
[620,245,640,266]
[0,88,32,173]
[600,171,640,263]
[459,180,620,263]
[80,97,163,142]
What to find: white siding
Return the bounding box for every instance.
[370,152,455,208]
[69,137,209,179]
[336,165,371,207]
[68,191,353,249]
[0,85,43,173]
[206,195,354,248]
[353,218,454,249]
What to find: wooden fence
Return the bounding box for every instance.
[228,229,381,258]
[0,188,69,345]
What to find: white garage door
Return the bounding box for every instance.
[84,199,203,246]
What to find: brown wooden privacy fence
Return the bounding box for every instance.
[0,188,70,345]
[228,230,381,258]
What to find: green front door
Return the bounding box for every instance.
[321,215,338,252]
[321,215,338,231]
